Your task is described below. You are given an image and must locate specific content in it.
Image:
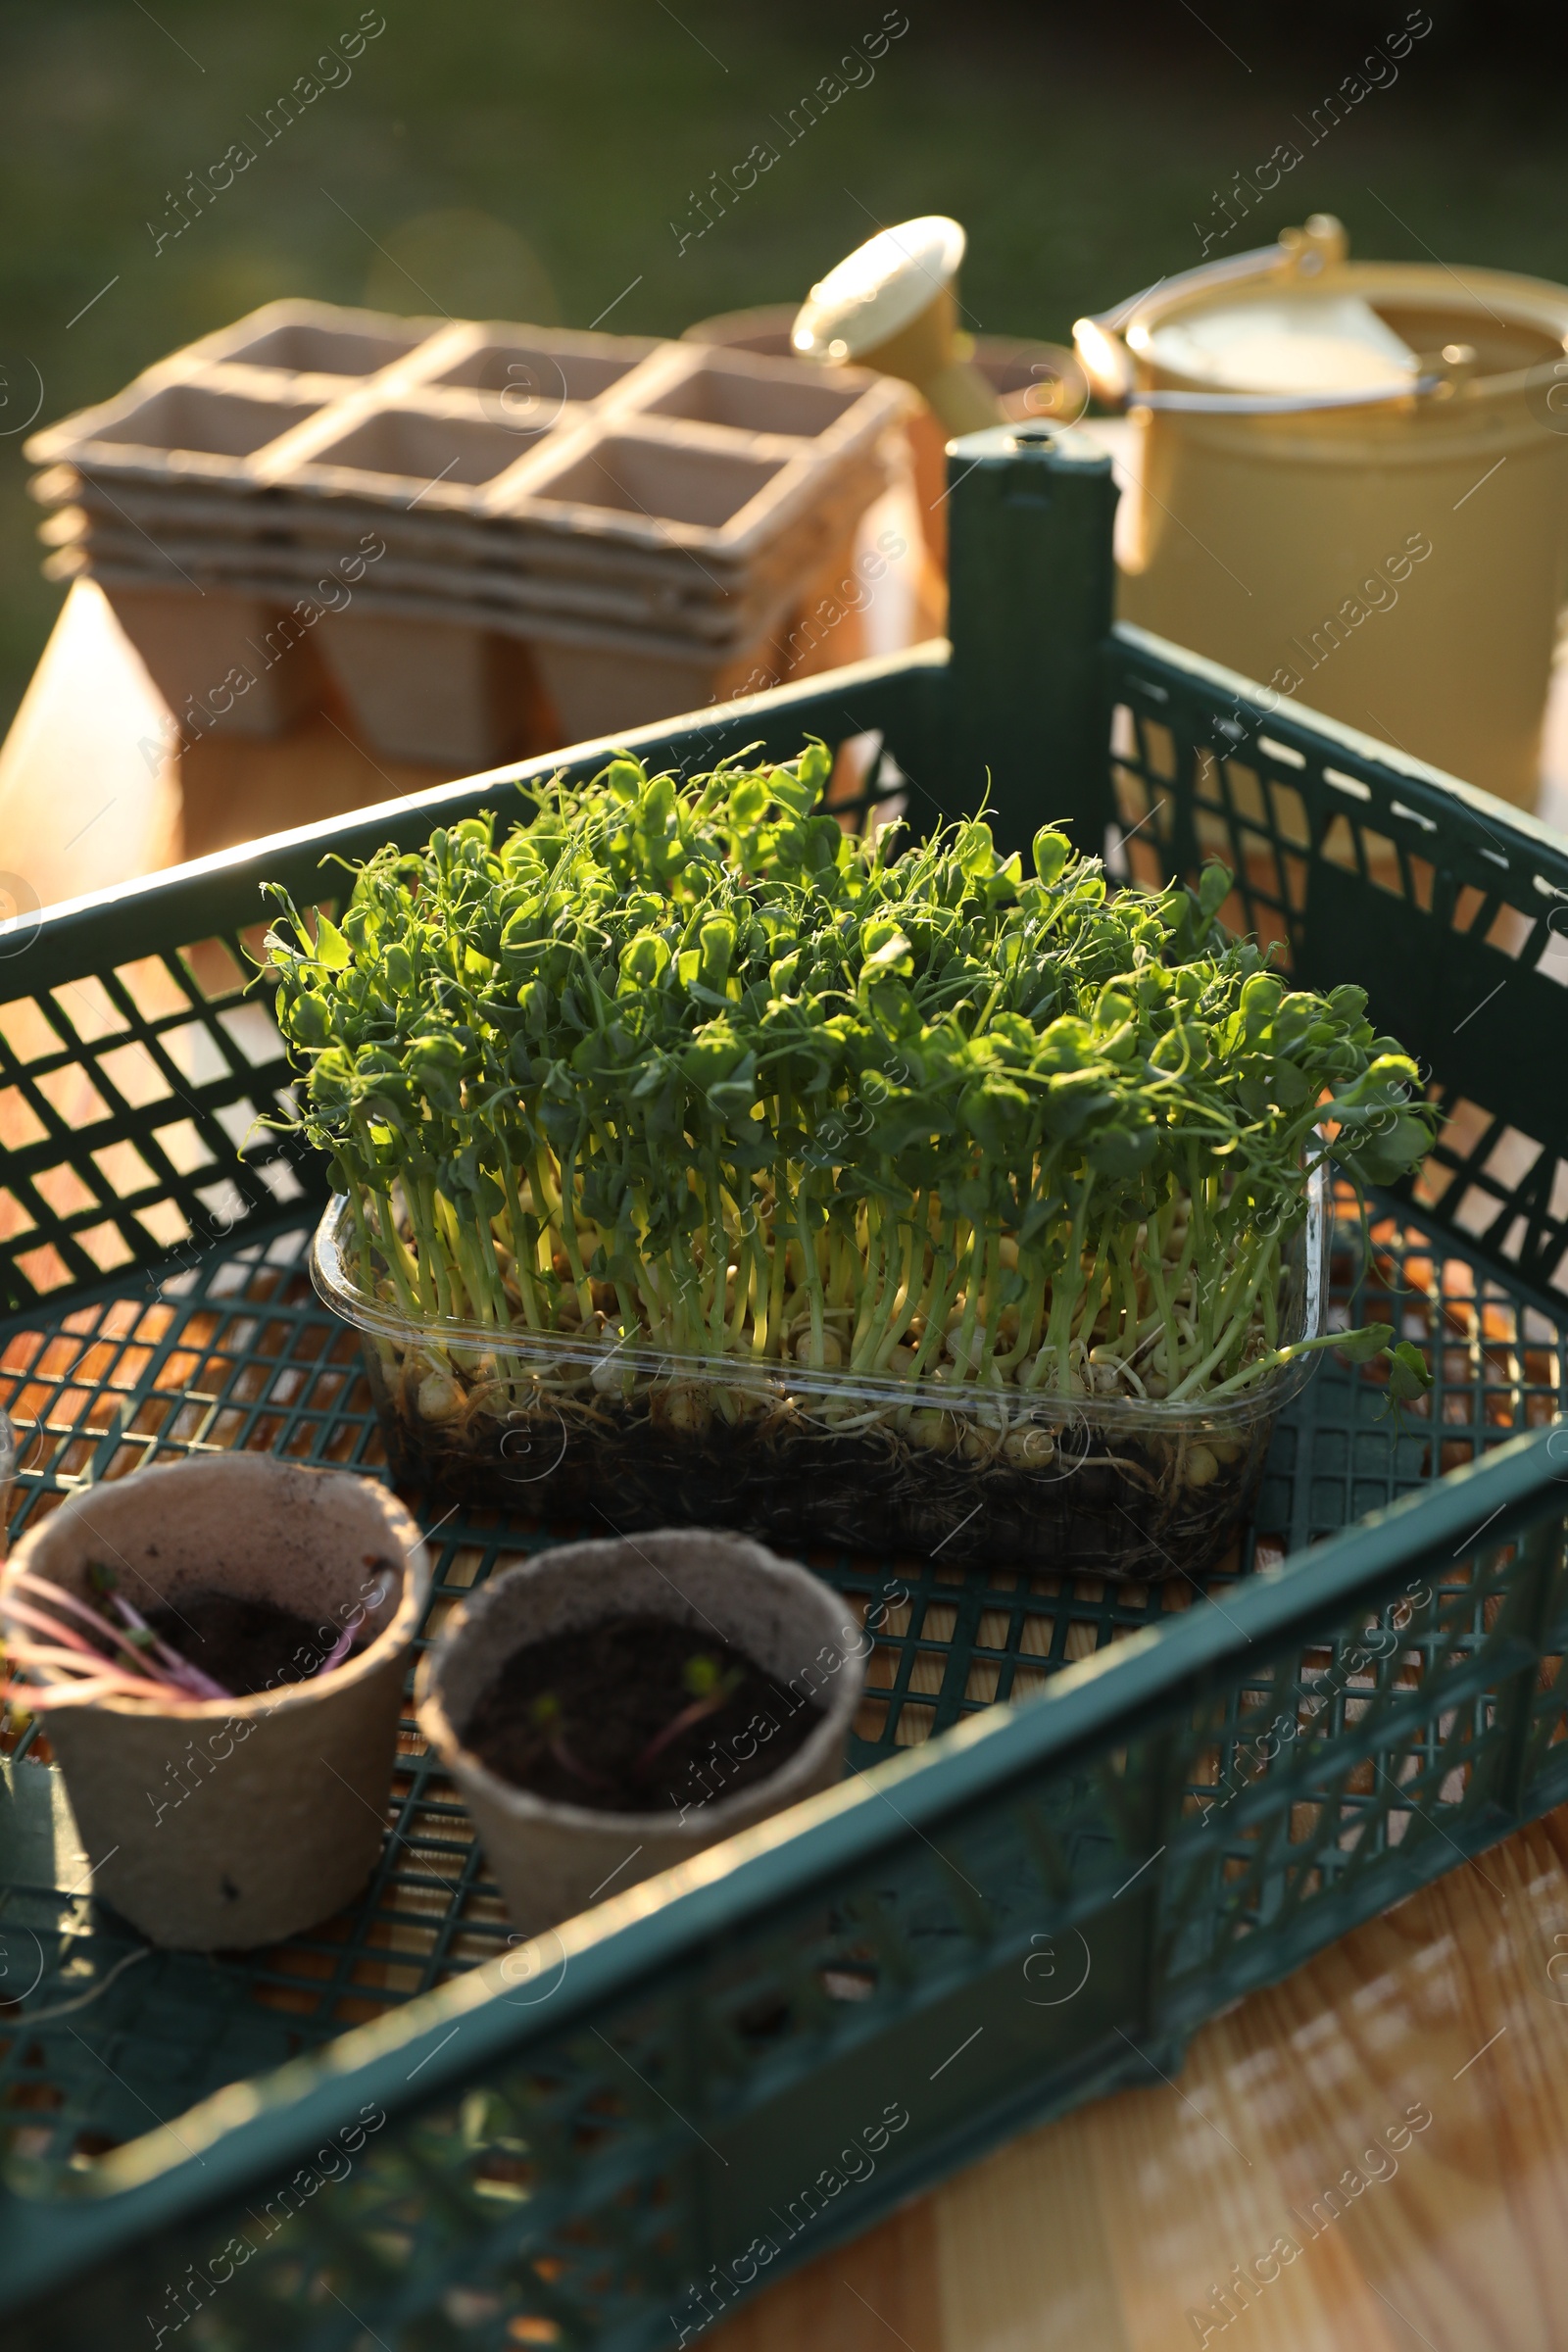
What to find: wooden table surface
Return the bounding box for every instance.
[0,577,452,912]
[6,577,1568,2352]
[716,1805,1568,2352]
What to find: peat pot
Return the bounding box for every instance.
[1,1455,429,1949]
[416,1530,864,1935]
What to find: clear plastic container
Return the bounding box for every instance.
[312,1174,1325,1582]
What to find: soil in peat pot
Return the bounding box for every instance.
[143,1592,360,1695]
[462,1613,826,1814]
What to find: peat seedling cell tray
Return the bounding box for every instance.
[0,1177,1554,2177]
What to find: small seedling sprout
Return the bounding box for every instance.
[634,1650,746,1778]
[520,1689,612,1791]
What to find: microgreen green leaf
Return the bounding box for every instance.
[1386,1340,1433,1401]
[1335,1323,1395,1362]
[265,747,1434,1409]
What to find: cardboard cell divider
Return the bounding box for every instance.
[104,582,320,738]
[318,609,544,769]
[33,451,891,601]
[42,455,887,644]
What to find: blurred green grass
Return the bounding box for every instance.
[2,0,1564,729]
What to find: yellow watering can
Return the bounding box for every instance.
[1075,215,1568,809]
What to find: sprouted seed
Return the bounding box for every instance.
[524,1690,612,1791]
[634,1652,746,1779]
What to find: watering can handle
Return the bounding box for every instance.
[1072,240,1294,406]
[1071,214,1444,416]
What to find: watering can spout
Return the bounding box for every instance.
[790,214,1004,437]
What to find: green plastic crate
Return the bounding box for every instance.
[4,425,1568,2350]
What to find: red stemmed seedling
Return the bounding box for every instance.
[633,1652,745,1781]
[1,1562,230,1709]
[525,1690,613,1792]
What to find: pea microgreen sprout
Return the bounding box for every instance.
[266,743,1433,1464]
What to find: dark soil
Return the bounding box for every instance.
[144,1592,345,1698]
[387,1391,1269,1582]
[463,1613,825,1816]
